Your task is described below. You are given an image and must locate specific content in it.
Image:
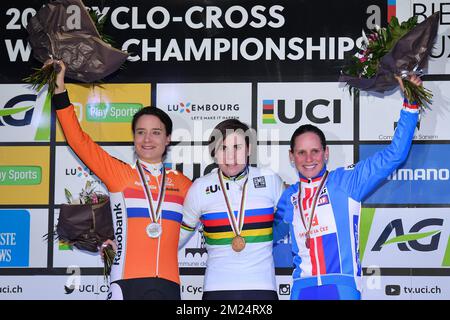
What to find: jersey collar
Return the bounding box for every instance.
[298,165,327,183]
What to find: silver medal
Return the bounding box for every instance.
[146,222,162,238]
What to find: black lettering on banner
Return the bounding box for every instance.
[277,99,341,124]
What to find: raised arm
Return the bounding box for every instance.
[334,75,422,202]
[51,60,130,192]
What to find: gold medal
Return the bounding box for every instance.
[218,170,249,253]
[232,235,246,252]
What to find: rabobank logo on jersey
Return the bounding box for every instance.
[360,144,450,204]
[0,210,30,267]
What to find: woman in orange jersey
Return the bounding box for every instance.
[50,60,192,300]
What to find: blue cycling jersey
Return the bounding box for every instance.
[275,107,419,299]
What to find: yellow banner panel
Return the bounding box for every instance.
[56,83,151,142]
[0,146,50,204]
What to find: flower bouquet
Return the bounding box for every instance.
[339,12,440,110]
[57,180,115,278]
[101,243,116,280]
[24,0,128,95]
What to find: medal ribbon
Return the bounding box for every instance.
[136,160,167,223]
[297,171,329,241]
[218,170,248,237]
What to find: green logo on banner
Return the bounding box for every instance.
[0,166,42,185]
[442,236,450,267]
[86,103,142,122]
[34,92,52,141]
[360,208,450,267]
[0,105,33,117]
[359,208,376,262]
[382,230,441,246]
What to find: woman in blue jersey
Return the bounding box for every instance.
[179,119,285,300]
[275,75,423,300]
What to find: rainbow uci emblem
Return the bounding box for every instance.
[262,100,276,124]
[388,0,396,22]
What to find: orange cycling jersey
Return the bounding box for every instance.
[56,104,192,284]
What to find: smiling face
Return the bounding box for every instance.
[290,131,329,179]
[215,132,249,177]
[133,114,170,163]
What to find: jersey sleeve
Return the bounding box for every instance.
[54,91,131,192]
[273,186,293,243]
[334,105,419,202]
[179,178,202,249]
[272,172,286,206]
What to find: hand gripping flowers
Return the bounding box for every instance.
[339,12,440,110]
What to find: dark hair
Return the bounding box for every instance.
[132,107,173,158]
[290,124,327,151]
[132,106,173,136]
[208,119,255,158]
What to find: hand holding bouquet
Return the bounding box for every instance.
[340,12,440,110]
[101,240,117,280]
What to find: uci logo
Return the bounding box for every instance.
[205,183,230,194]
[0,94,36,127]
[262,99,341,125]
[372,218,443,252]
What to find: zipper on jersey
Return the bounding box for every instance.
[156,226,161,277]
[312,237,322,286]
[306,185,323,286]
[155,173,162,278]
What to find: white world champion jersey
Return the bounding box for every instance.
[181,166,284,292]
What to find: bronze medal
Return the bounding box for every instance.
[298,171,329,250]
[305,234,310,249]
[232,235,246,252]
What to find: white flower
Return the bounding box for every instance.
[361,30,369,48]
[71,198,82,204]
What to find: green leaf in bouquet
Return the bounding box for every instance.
[103,245,116,281]
[88,8,115,47]
[58,240,73,251]
[23,63,58,95]
[65,188,73,204]
[404,80,433,111]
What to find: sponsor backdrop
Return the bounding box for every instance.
[0,0,449,300]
